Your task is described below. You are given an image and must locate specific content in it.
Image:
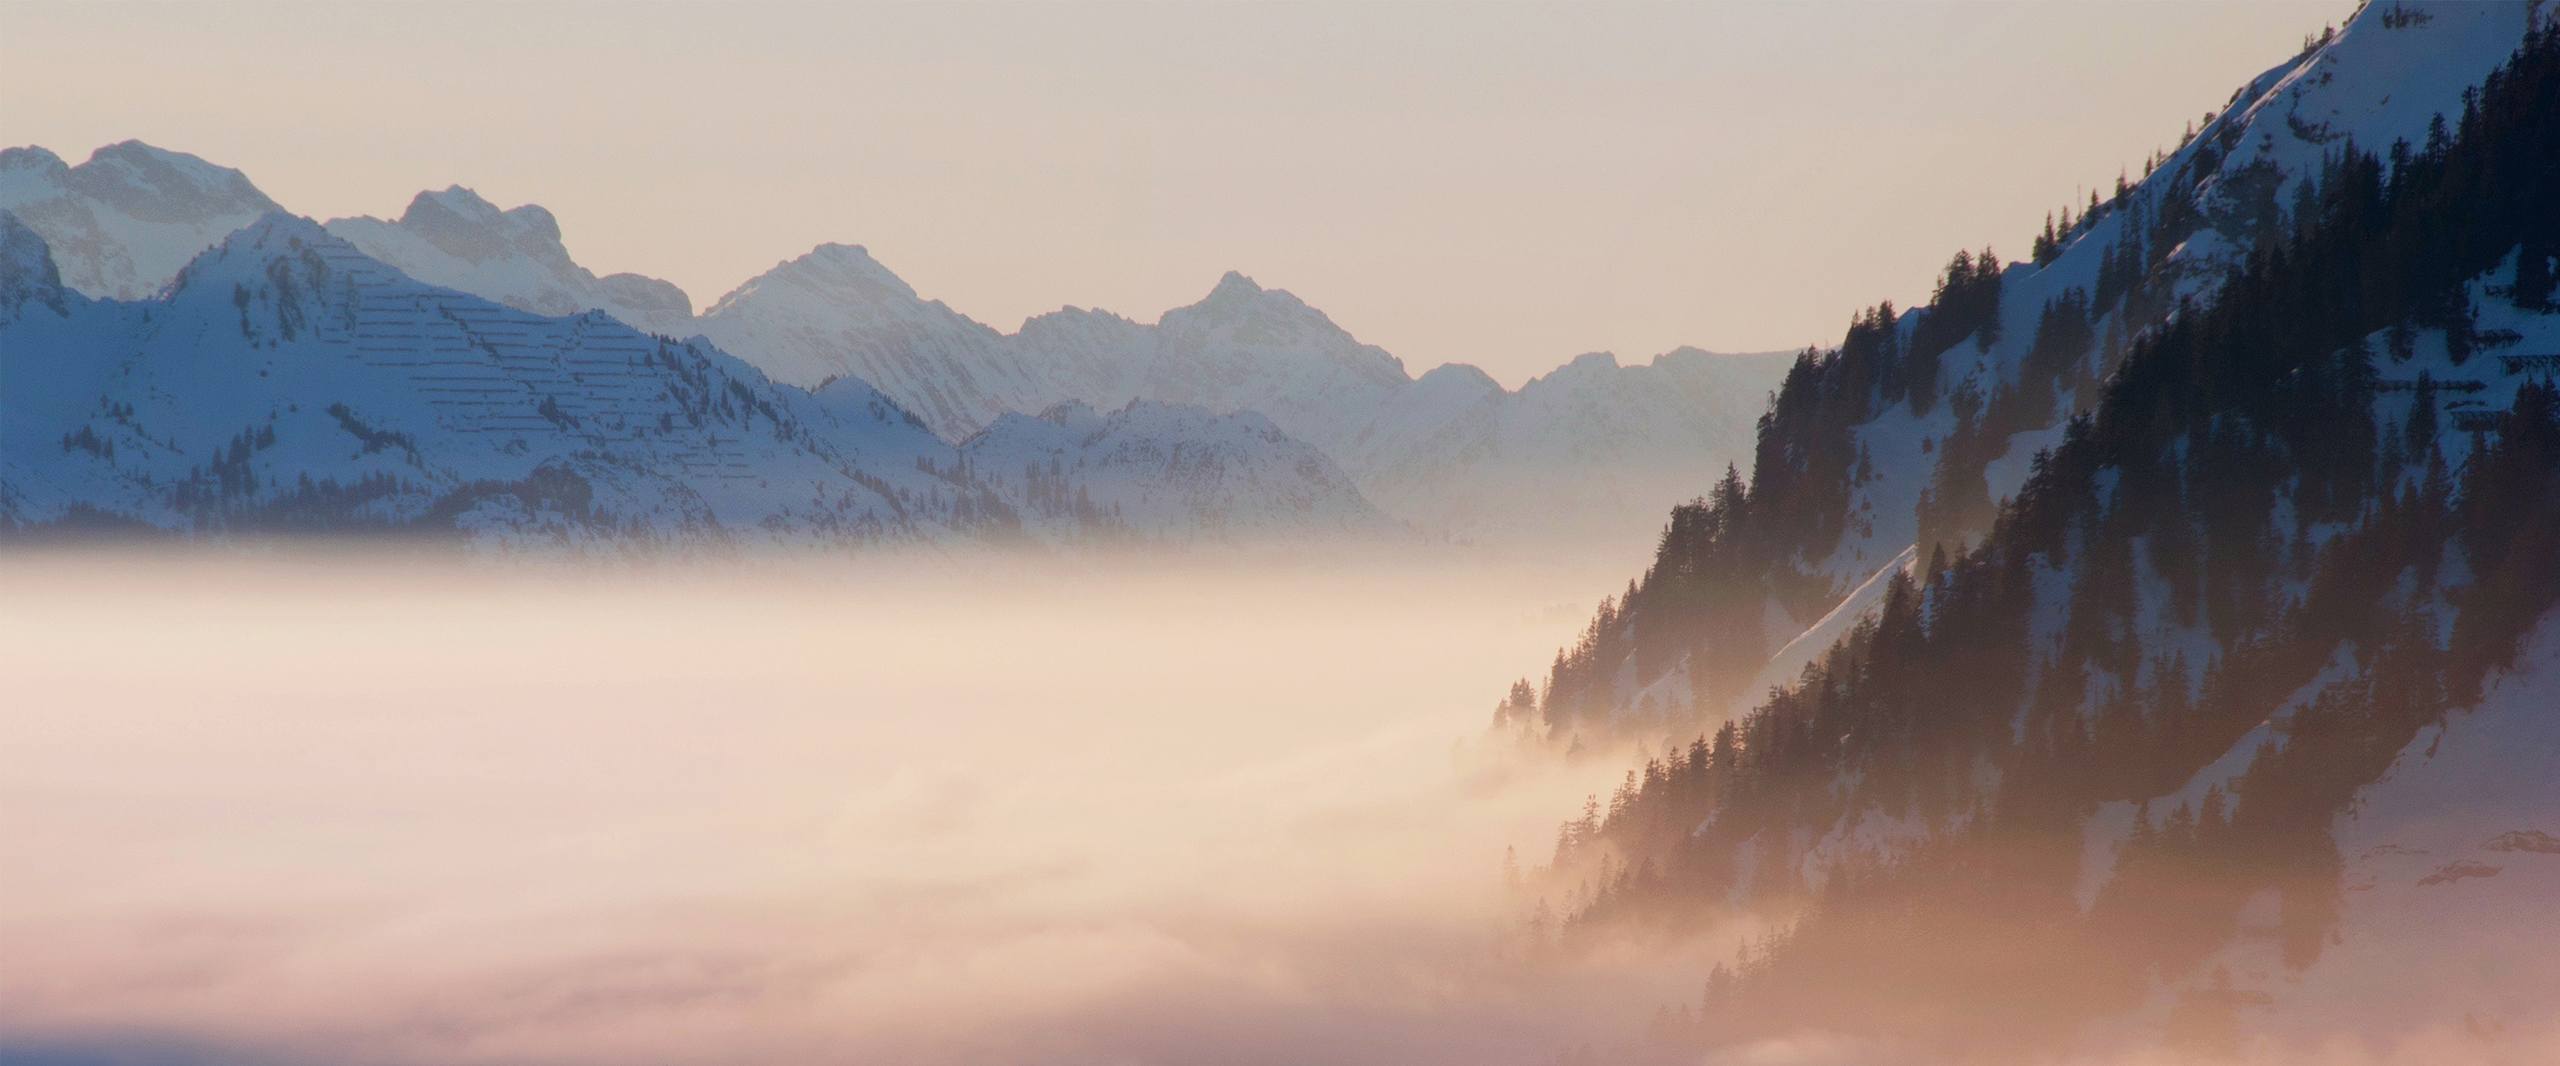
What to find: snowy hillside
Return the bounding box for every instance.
[0,141,281,301]
[2091,609,2560,1061]
[1525,0,2560,739]
[326,186,695,336]
[1817,0,2549,587]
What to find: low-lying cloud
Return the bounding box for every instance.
[0,549,1676,1065]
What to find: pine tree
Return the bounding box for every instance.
[2405,372,2438,453]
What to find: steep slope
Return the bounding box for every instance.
[1516,0,2555,744]
[0,141,281,300]
[1522,15,2560,1061]
[326,186,695,336]
[961,400,1386,542]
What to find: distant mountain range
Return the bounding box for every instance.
[0,211,1381,547]
[1,145,1791,550]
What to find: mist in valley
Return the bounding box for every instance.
[0,546,1722,1065]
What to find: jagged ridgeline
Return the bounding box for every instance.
[1528,15,2558,1061]
[0,215,1385,547]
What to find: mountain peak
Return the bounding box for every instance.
[324,187,693,328]
[163,210,342,299]
[1414,362,1502,395]
[394,186,561,242]
[0,142,285,299]
[57,140,281,221]
[1175,268,1330,326]
[233,209,330,242]
[504,203,563,244]
[808,241,879,264]
[1208,270,1263,300]
[89,139,217,168]
[400,185,502,226]
[759,242,920,302]
[0,145,69,177]
[222,210,335,255]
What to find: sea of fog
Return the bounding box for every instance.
[0,547,1707,1066]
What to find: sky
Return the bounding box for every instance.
[2,0,2353,385]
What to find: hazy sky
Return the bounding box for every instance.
[4,0,2350,385]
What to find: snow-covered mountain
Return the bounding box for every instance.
[1134,270,1413,448]
[0,141,282,301]
[692,257,1420,448]
[0,212,1372,548]
[699,255,1788,547]
[670,245,1794,547]
[0,137,1789,548]
[326,186,695,336]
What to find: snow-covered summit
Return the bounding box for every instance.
[0,140,283,300]
[695,242,1028,437]
[55,141,276,223]
[325,186,692,334]
[706,242,930,312]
